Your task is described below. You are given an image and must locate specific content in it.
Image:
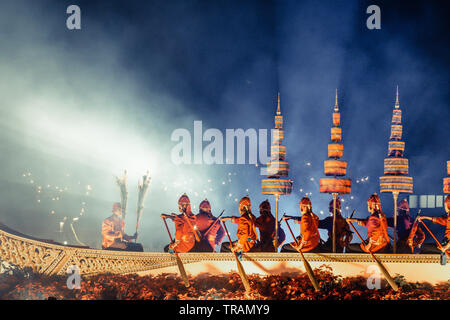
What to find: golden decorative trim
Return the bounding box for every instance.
[0,225,443,277]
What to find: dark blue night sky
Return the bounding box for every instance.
[0,0,448,249]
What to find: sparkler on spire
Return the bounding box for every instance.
[136,171,151,242]
[116,170,128,233]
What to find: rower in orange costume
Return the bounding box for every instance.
[220,196,259,253]
[102,202,142,251]
[417,195,450,254]
[161,194,198,253]
[318,198,353,253]
[346,193,391,253]
[281,197,321,253]
[407,217,426,253]
[394,199,425,253]
[194,199,225,252]
[255,200,286,251]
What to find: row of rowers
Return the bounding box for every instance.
[160,193,450,254]
[102,193,450,254]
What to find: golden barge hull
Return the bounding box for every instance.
[0,223,448,284]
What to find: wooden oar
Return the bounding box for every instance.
[220,219,251,294]
[418,219,450,258]
[282,215,320,291]
[162,217,190,287]
[346,220,399,291]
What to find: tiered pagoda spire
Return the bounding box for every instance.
[319,90,352,191]
[319,90,352,252]
[379,87,414,194]
[261,93,293,251]
[379,86,413,253]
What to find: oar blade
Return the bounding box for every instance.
[236,256,251,293]
[283,218,320,291]
[371,253,398,291]
[302,257,320,292]
[175,254,190,287]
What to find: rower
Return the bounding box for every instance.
[220,196,259,253]
[193,199,224,252]
[281,197,321,253]
[318,198,353,253]
[102,202,143,252]
[161,193,198,253]
[346,193,391,253]
[407,217,426,254]
[255,200,285,252]
[417,195,450,254]
[395,199,425,253]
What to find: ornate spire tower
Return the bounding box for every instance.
[379,86,413,253]
[319,90,351,252]
[262,93,293,251]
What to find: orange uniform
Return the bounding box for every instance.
[194,199,224,251]
[173,213,197,253]
[196,212,212,232]
[231,214,258,252]
[255,214,275,251]
[433,215,450,241]
[357,211,390,253]
[195,211,223,250]
[205,219,224,249]
[294,212,320,252]
[407,219,425,250]
[255,214,275,240]
[102,215,124,249]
